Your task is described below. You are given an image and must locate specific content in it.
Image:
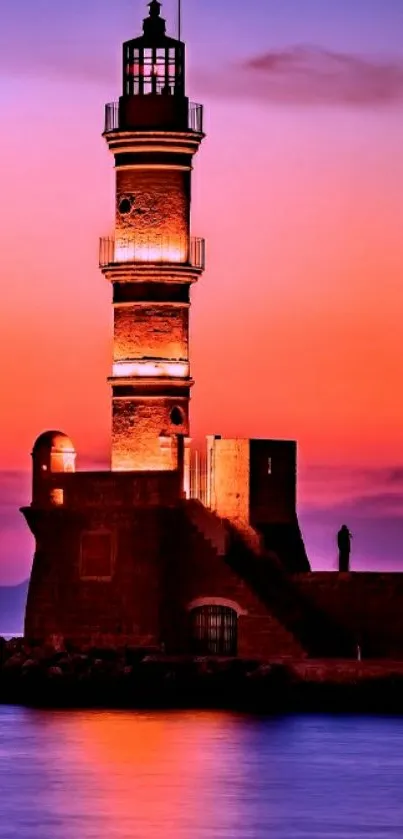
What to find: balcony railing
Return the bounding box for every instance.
[104,101,203,134]
[188,103,204,133]
[104,101,119,134]
[99,236,205,270]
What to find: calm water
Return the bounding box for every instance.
[0,707,402,838]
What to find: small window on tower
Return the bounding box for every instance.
[50,488,64,507]
[171,407,184,426]
[119,197,132,215]
[267,457,272,475]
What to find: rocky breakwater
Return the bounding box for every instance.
[2,638,403,711]
[0,637,271,708]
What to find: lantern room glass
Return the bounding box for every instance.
[124,43,184,97]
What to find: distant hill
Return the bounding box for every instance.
[0,581,28,636]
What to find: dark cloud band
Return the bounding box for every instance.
[195,45,403,107]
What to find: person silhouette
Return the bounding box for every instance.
[337,524,352,572]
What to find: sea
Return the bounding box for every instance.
[0,707,402,838]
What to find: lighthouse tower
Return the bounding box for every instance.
[100,0,204,476]
[22,0,313,652]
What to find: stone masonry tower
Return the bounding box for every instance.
[100,1,204,479]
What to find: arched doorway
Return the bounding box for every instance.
[189,605,238,656]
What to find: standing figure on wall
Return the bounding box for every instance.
[337,524,352,572]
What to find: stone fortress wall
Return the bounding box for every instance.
[295,573,403,659]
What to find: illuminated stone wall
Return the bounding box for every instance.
[115,168,190,257]
[208,438,299,526]
[112,398,189,472]
[209,439,250,523]
[114,304,188,361]
[107,135,200,472]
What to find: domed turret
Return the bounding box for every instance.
[32,431,76,506]
[32,431,76,473]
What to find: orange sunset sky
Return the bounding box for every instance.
[0,0,403,583]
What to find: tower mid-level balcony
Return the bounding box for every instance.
[99,236,205,271]
[104,101,204,134]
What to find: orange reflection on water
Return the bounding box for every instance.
[45,709,244,839]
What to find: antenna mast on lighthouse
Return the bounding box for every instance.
[178,0,182,40]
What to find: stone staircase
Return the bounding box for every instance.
[183,501,305,658]
[225,526,356,658]
[185,499,228,555]
[184,500,356,658]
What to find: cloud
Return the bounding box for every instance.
[299,464,403,512]
[384,467,403,485]
[2,38,403,111]
[194,45,403,108]
[306,491,403,519]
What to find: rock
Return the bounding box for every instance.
[5,638,25,657]
[4,653,25,670]
[70,654,90,672]
[48,635,66,653]
[56,656,74,673]
[164,669,176,681]
[193,658,212,676]
[21,659,41,680]
[22,658,39,671]
[89,646,118,662]
[91,658,107,674]
[47,666,63,678]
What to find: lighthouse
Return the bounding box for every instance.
[100,0,205,476]
[22,1,312,653]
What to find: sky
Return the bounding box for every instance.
[0,0,403,584]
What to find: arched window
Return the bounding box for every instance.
[189,605,238,656]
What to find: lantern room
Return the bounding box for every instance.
[104,1,202,133]
[123,1,185,98]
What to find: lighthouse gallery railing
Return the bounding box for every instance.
[104,101,203,134]
[99,236,205,270]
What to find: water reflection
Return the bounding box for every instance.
[1,707,403,838]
